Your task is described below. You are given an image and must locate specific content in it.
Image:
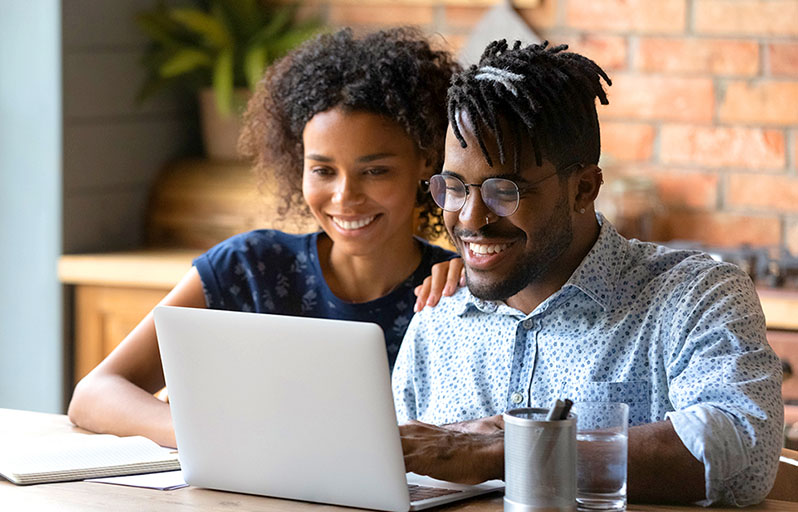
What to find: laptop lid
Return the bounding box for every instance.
[154,305,411,511]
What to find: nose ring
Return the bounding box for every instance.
[485,215,490,226]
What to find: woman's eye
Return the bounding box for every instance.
[364,167,389,176]
[310,167,334,176]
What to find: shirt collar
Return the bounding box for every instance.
[455,213,627,315]
[561,213,627,311]
[454,289,522,317]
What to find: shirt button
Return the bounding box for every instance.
[511,392,524,404]
[523,318,534,330]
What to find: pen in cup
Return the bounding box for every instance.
[540,399,574,463]
[546,398,574,422]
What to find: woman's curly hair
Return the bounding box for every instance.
[238,27,460,240]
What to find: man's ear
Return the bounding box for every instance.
[572,164,603,213]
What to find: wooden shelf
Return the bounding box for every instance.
[58,250,201,289]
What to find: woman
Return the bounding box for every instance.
[68,27,463,448]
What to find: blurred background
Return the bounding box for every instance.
[0,1,796,446]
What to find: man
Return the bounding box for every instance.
[392,40,783,506]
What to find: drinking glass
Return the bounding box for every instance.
[572,402,628,512]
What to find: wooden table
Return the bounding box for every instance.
[0,409,794,512]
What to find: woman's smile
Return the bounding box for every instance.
[330,214,379,231]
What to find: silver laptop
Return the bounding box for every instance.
[153,305,503,511]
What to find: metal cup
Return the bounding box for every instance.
[504,408,577,512]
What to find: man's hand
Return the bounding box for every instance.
[399,419,504,484]
[444,414,504,434]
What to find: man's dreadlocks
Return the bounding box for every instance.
[447,40,612,175]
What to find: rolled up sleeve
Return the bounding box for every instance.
[665,264,783,506]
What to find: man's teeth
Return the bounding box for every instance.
[332,216,376,230]
[468,242,511,255]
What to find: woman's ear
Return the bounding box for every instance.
[573,164,603,213]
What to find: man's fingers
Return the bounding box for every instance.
[442,414,505,434]
[400,420,446,437]
[489,414,504,429]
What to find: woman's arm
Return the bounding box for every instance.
[67,267,207,448]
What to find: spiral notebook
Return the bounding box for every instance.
[0,433,179,485]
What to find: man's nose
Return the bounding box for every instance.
[457,186,492,230]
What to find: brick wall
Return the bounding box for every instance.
[295,0,798,249]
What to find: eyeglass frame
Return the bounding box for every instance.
[422,162,585,218]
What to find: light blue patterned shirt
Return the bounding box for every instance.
[393,216,783,506]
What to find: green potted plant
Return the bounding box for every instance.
[136,0,323,160]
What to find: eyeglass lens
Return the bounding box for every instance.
[428,174,520,217]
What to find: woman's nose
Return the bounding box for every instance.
[331,175,364,205]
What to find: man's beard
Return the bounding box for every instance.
[465,192,574,301]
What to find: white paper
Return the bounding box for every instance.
[86,470,187,490]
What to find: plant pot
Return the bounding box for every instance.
[198,88,250,162]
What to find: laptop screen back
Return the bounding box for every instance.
[154,305,411,511]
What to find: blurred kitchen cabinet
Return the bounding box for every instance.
[72,285,168,384]
[59,250,200,385]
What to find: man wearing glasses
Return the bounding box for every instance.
[392,40,783,506]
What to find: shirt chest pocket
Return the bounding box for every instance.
[564,380,651,426]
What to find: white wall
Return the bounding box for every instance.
[0,1,63,412]
[0,0,199,412]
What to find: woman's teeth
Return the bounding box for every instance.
[332,215,376,230]
[468,242,511,255]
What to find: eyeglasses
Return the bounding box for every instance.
[424,171,558,217]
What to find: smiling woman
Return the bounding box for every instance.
[66,27,463,449]
[301,109,430,300]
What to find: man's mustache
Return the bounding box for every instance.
[451,225,520,240]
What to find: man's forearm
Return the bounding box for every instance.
[627,420,704,503]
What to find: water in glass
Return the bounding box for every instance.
[576,430,627,511]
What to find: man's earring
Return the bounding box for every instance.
[579,208,586,214]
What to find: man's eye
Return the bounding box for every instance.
[310,167,334,176]
[495,188,517,198]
